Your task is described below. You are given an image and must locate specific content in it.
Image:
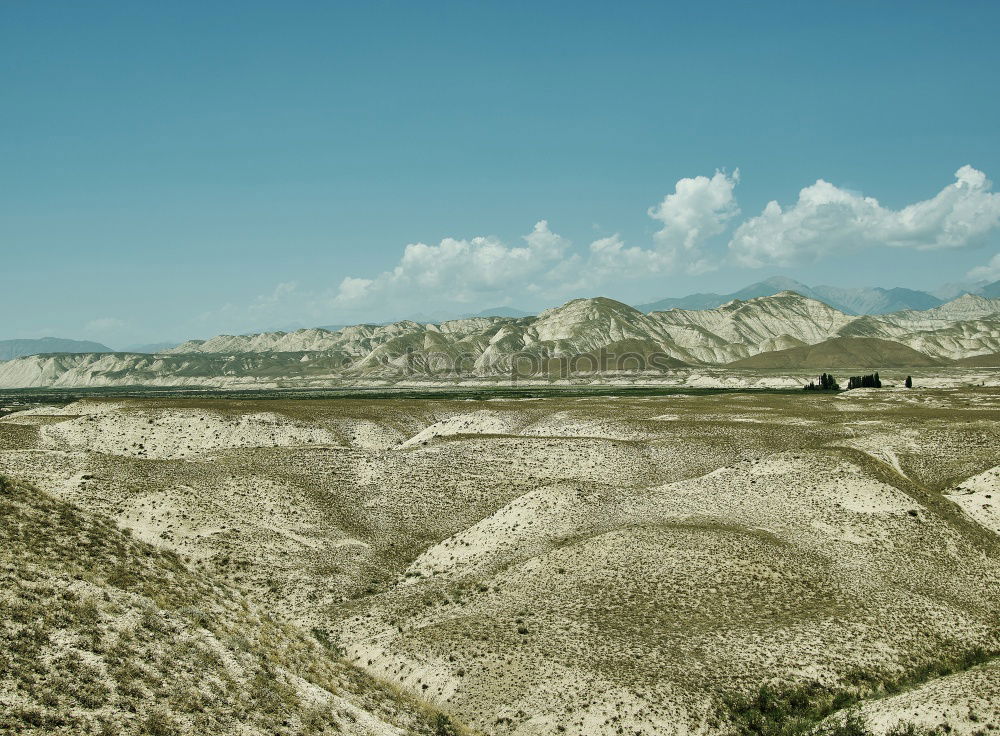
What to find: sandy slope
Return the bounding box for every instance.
[1,389,998,735]
[0,476,471,736]
[855,661,1000,734]
[946,466,1000,536]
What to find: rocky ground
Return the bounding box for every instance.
[1,383,999,735]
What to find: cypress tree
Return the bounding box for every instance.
[847,373,885,390]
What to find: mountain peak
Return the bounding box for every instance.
[772,289,811,298]
[718,290,845,316]
[539,296,641,319]
[637,278,954,315]
[930,293,1000,317]
[949,293,992,305]
[757,276,811,291]
[0,338,115,361]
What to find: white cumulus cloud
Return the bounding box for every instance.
[334,220,572,308]
[588,234,675,276]
[646,169,740,274]
[332,171,741,312]
[214,165,999,330]
[968,252,1000,282]
[649,169,740,249]
[729,166,1000,267]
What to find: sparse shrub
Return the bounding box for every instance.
[302,703,337,733]
[434,712,460,736]
[884,723,952,736]
[178,605,212,630]
[821,711,871,736]
[106,563,138,589]
[311,626,346,657]
[723,646,996,736]
[142,708,182,736]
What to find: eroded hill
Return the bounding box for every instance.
[1,292,998,388]
[1,388,999,735]
[0,474,473,736]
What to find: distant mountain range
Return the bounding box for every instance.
[0,338,113,361]
[1,291,998,388]
[635,276,1000,315]
[981,280,1000,299]
[8,280,997,364]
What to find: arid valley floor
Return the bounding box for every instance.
[2,383,999,735]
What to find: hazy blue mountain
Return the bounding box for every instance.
[978,279,1000,299]
[810,286,943,314]
[637,277,946,315]
[636,277,815,312]
[634,292,734,311]
[880,287,944,311]
[0,338,114,361]
[730,277,817,302]
[933,280,987,301]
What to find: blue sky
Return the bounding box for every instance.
[3,1,999,346]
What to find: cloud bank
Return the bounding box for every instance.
[335,170,741,310]
[729,166,1000,267]
[334,220,573,309]
[219,165,997,327]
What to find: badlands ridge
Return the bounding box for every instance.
[1,291,999,389]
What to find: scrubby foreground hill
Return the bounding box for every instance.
[1,388,999,735]
[727,337,944,369]
[0,474,473,736]
[0,292,998,388]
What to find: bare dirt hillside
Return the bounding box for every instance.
[727,337,943,369]
[0,475,473,736]
[1,388,999,735]
[954,352,1000,367]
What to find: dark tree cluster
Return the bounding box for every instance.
[803,373,840,391]
[847,372,881,390]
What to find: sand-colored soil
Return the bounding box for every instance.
[1,386,998,735]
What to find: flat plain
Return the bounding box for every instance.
[2,383,999,735]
